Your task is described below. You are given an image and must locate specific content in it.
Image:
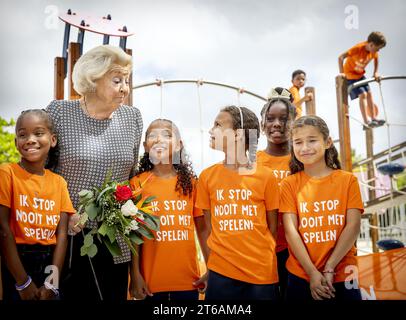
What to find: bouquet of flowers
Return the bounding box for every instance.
[76,172,159,258]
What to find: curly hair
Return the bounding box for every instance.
[16,109,59,171]
[135,119,197,197]
[289,115,341,174]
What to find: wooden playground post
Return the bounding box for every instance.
[54,57,65,100]
[305,86,316,115]
[68,42,81,100]
[335,76,352,171]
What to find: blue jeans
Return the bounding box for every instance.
[286,272,362,301]
[145,290,199,301]
[205,270,278,300]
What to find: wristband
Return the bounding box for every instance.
[44,281,60,296]
[15,275,32,291]
[322,269,336,275]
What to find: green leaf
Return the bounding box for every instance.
[134,194,142,204]
[78,190,93,198]
[129,232,144,245]
[143,213,160,231]
[83,234,93,247]
[137,225,155,239]
[106,226,116,243]
[87,244,98,258]
[80,245,88,256]
[143,196,156,204]
[98,221,109,236]
[102,237,122,257]
[85,202,100,220]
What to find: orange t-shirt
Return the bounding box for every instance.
[344,41,378,80]
[257,151,290,252]
[196,163,279,284]
[279,170,364,283]
[289,85,302,118]
[0,163,75,245]
[130,172,203,293]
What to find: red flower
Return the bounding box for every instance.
[115,185,133,202]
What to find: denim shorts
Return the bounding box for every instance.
[347,76,370,100]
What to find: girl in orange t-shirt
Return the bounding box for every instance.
[196,106,279,300]
[280,115,363,301]
[0,110,75,300]
[258,87,297,300]
[129,119,209,300]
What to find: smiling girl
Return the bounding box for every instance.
[129,119,209,300]
[280,115,363,301]
[0,109,75,300]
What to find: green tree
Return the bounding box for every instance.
[0,117,19,164]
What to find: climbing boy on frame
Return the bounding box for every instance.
[288,70,313,119]
[338,31,386,129]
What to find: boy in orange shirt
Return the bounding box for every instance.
[0,110,75,300]
[288,70,313,119]
[257,87,297,300]
[196,106,279,300]
[280,115,363,301]
[338,31,386,129]
[129,119,209,300]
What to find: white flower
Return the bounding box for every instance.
[121,200,139,217]
[130,220,139,231]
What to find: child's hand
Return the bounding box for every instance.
[304,92,313,102]
[37,285,57,300]
[193,271,209,293]
[18,282,39,300]
[374,72,381,82]
[322,272,336,294]
[129,273,152,300]
[339,73,346,79]
[309,271,335,300]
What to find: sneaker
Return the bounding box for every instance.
[369,120,379,128]
[375,119,386,126]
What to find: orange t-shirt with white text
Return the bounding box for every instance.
[130,172,203,293]
[0,163,75,245]
[289,85,302,118]
[257,151,290,252]
[196,163,279,285]
[279,170,364,283]
[344,41,378,80]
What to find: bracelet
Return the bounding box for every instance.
[15,275,32,291]
[44,281,60,296]
[322,269,336,274]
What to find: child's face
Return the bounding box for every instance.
[262,102,289,145]
[366,42,384,53]
[292,125,331,167]
[292,73,306,88]
[209,111,237,153]
[15,114,56,164]
[144,120,181,165]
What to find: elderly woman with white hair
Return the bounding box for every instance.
[46,45,142,301]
